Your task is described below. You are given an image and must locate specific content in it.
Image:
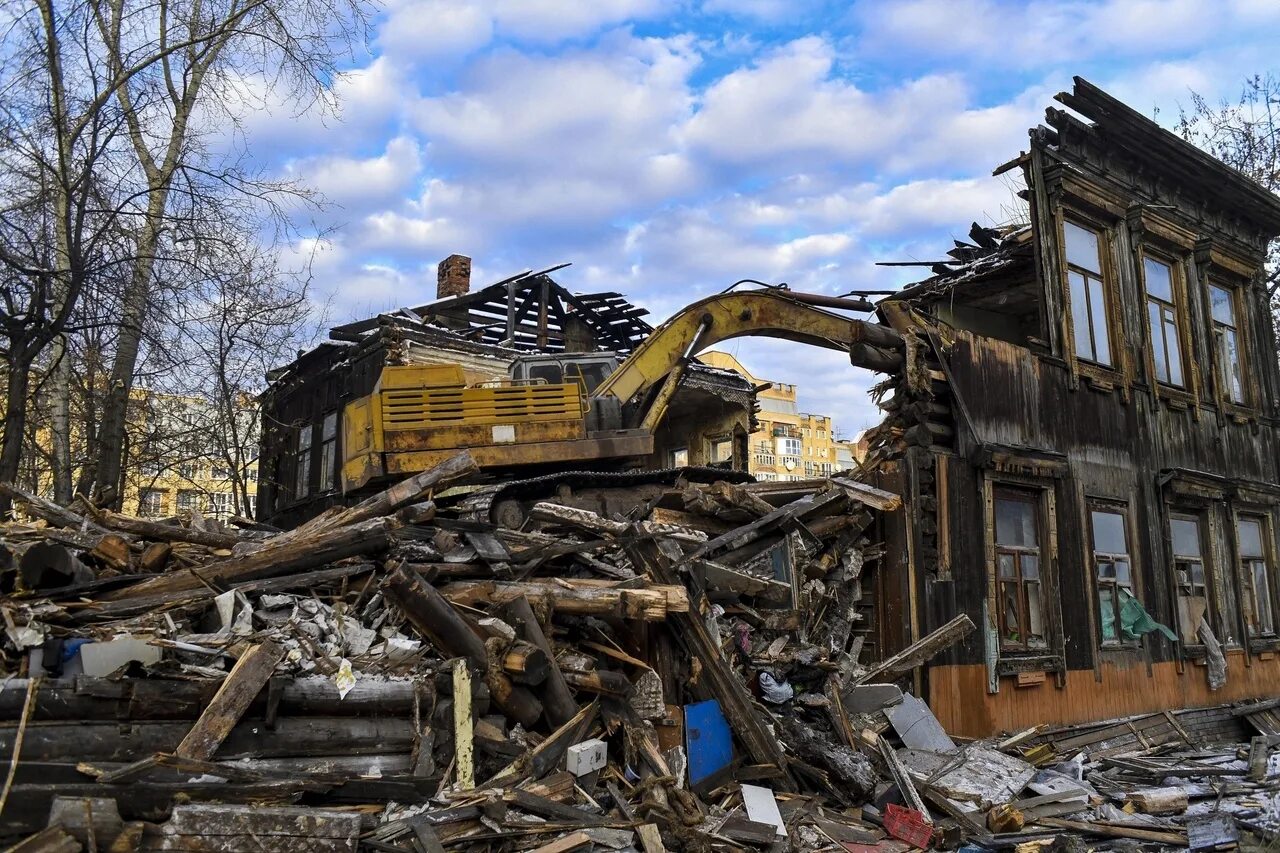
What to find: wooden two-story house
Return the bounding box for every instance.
[871,78,1280,736]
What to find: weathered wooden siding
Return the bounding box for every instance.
[930,653,1280,738]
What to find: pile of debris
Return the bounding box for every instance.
[1,452,1278,851]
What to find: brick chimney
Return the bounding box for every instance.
[437,253,471,299]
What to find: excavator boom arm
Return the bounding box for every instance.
[592,289,904,408]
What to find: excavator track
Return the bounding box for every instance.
[448,466,755,526]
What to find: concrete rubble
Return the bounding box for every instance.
[0,452,1277,851]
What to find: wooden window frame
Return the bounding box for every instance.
[1140,250,1190,391]
[294,423,314,499]
[1059,215,1118,374]
[1167,507,1239,649]
[1208,279,1249,409]
[992,486,1051,653]
[1087,499,1140,650]
[319,411,338,492]
[1235,510,1278,644]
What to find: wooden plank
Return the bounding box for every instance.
[636,824,665,853]
[175,641,286,761]
[453,660,474,791]
[528,832,592,853]
[854,615,975,685]
[1033,816,1187,845]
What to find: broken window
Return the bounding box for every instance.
[1063,220,1111,366]
[1090,503,1135,646]
[1171,513,1209,645]
[669,447,688,467]
[1210,283,1245,404]
[994,488,1047,651]
[1238,515,1274,638]
[1144,256,1184,387]
[709,437,733,464]
[295,424,313,498]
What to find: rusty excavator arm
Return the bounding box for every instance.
[592,288,905,431]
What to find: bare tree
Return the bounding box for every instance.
[0,0,366,510]
[1178,74,1280,307]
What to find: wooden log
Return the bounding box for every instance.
[175,641,286,761]
[485,702,598,788]
[560,670,632,696]
[19,542,94,590]
[502,641,550,686]
[97,518,393,602]
[291,451,477,540]
[505,596,578,728]
[0,483,112,535]
[0,717,414,763]
[852,614,974,685]
[384,564,488,668]
[88,534,132,571]
[73,563,375,623]
[384,565,542,728]
[442,579,689,621]
[138,542,171,573]
[528,502,705,543]
[4,827,80,853]
[93,511,243,550]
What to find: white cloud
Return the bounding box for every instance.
[492,0,675,41]
[378,0,495,61]
[297,136,424,209]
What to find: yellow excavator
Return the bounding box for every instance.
[338,288,903,520]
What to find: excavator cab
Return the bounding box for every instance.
[509,353,619,396]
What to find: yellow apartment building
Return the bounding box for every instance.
[22,387,259,521]
[698,351,863,481]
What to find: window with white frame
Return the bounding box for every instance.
[1144,255,1185,387]
[139,489,165,517]
[1210,283,1245,404]
[1063,220,1111,366]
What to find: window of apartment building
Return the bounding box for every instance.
[246,494,257,519]
[211,465,230,480]
[177,460,201,480]
[1170,513,1209,645]
[1210,283,1245,404]
[1238,515,1275,638]
[139,489,165,517]
[176,490,200,514]
[1063,220,1112,366]
[295,423,313,498]
[1089,502,1136,646]
[994,487,1048,650]
[141,459,164,477]
[319,412,338,490]
[1143,255,1185,387]
[780,437,801,456]
[669,447,688,467]
[210,492,232,519]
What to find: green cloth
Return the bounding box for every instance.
[1119,588,1178,642]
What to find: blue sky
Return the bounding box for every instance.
[238,0,1280,437]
